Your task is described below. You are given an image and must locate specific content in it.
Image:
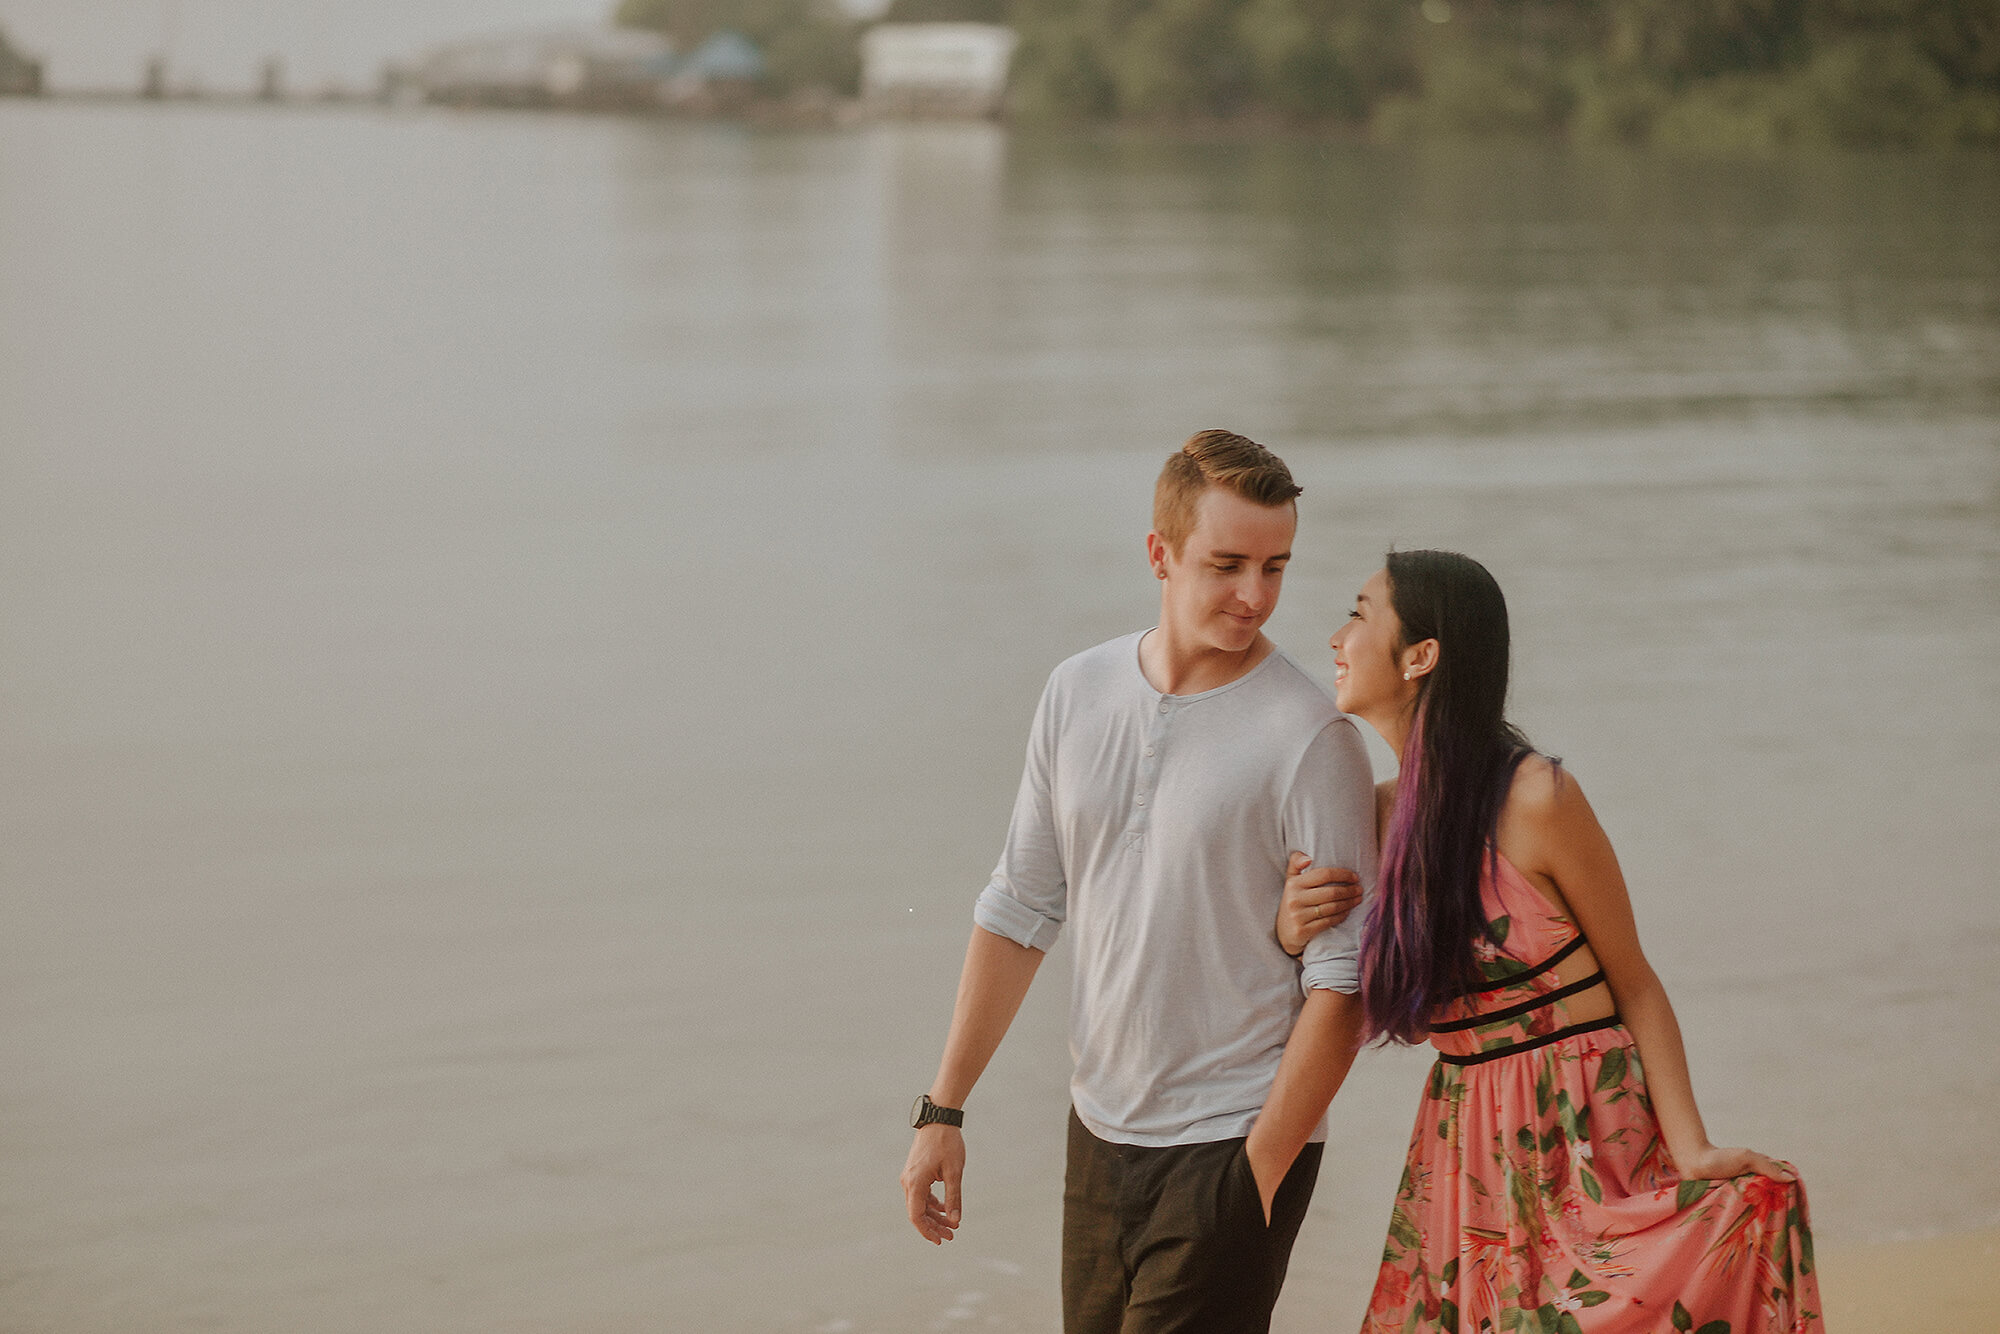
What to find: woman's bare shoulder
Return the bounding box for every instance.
[1498,755,1597,852]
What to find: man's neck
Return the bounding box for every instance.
[1138,624,1275,698]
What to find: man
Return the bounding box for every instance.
[900,430,1375,1333]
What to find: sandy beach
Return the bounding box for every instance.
[1818,1227,1999,1330]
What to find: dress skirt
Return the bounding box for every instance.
[1361,1024,1823,1334]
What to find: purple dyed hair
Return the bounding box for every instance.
[1359,550,1549,1045]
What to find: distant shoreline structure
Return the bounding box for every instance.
[0,22,1023,129]
[861,24,1017,121]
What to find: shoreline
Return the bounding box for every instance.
[1817,1226,1998,1329]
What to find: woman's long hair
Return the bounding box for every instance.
[1359,550,1545,1045]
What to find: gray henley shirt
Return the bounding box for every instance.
[974,629,1377,1147]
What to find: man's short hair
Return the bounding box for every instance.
[1153,430,1303,556]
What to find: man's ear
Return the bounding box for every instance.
[1145,531,1169,580]
[1403,638,1440,680]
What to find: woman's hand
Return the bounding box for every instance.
[1673,1143,1797,1182]
[1277,852,1363,957]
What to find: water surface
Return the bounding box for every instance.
[1,101,1996,1332]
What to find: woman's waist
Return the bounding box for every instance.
[1428,1011,1627,1065]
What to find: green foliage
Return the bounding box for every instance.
[1602,0,1810,82]
[994,0,1996,146]
[1373,33,1569,139]
[1112,0,1257,117]
[1239,0,1413,120]
[615,0,860,93]
[765,18,862,93]
[1010,19,1119,119]
[885,0,1009,19]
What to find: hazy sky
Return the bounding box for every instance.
[0,1,618,91]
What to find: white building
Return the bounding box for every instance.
[861,23,1018,119]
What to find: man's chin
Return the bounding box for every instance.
[1212,622,1261,652]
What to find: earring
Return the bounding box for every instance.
[1403,671,1412,680]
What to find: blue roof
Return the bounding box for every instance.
[684,30,764,81]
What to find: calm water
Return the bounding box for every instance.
[1,100,1996,1333]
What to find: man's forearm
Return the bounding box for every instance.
[1244,989,1364,1217]
[929,926,1044,1104]
[904,927,1044,1244]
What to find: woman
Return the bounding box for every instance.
[1280,551,1823,1333]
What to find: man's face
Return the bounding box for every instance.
[1155,487,1296,653]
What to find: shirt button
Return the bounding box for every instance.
[1144,746,1155,757]
[1135,795,1147,806]
[1158,702,1168,714]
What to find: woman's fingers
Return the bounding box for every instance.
[1289,883,1363,920]
[1747,1152,1796,1182]
[1293,880,1362,908]
[1283,886,1361,940]
[1279,860,1365,954]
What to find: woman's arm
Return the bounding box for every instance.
[1510,762,1793,1183]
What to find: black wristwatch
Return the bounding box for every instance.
[911,1093,964,1129]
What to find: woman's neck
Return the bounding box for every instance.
[1359,704,1414,766]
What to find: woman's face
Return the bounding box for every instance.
[1329,567,1413,721]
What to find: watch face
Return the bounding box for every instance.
[911,1095,928,1127]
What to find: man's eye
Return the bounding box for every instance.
[1347,609,1362,620]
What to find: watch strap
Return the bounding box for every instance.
[912,1093,964,1129]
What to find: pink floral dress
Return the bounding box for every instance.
[1360,854,1824,1334]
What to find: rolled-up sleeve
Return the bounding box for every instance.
[972,676,1066,952]
[1285,717,1378,995]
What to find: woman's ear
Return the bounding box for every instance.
[1402,638,1440,682]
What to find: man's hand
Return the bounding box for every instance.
[901,1124,965,1243]
[1277,852,1362,956]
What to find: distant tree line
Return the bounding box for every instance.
[615,0,2000,146]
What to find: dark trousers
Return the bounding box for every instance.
[1061,1108,1322,1334]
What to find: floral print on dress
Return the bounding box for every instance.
[1359,855,1823,1334]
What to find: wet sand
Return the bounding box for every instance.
[1817,1227,2000,1329]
